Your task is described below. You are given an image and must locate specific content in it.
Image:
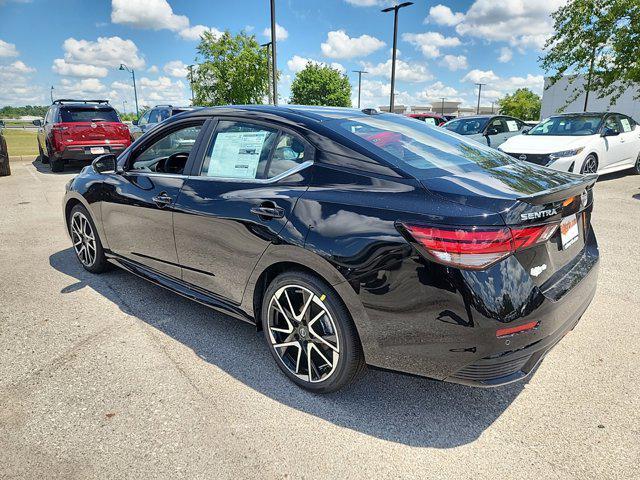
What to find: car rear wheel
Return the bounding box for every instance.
[633,152,640,175]
[261,272,365,393]
[38,143,49,164]
[50,156,64,172]
[69,205,109,273]
[580,154,598,174]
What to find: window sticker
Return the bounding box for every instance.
[424,117,437,126]
[620,118,632,132]
[207,131,268,179]
[506,120,519,132]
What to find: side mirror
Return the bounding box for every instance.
[92,154,117,174]
[485,127,499,136]
[132,119,139,126]
[32,119,42,127]
[0,120,5,128]
[602,127,620,137]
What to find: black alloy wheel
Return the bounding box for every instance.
[581,154,598,174]
[261,272,365,393]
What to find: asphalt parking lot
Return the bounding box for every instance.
[1,158,638,479]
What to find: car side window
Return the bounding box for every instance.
[148,109,161,124]
[604,115,622,134]
[488,118,507,134]
[619,115,634,133]
[200,121,279,179]
[129,123,203,174]
[158,109,171,122]
[267,133,307,178]
[504,117,521,132]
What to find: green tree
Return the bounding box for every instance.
[497,88,541,120]
[541,0,640,108]
[193,31,269,105]
[290,63,352,107]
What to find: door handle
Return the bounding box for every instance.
[250,202,285,219]
[152,192,173,207]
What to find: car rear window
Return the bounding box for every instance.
[327,114,514,178]
[59,107,119,123]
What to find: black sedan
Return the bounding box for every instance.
[63,105,599,393]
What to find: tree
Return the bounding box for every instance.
[193,31,269,105]
[290,63,352,107]
[498,88,541,120]
[540,0,640,109]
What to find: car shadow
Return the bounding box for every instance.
[49,247,525,448]
[32,156,85,174]
[596,170,632,182]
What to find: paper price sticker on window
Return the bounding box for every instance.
[506,120,519,132]
[207,131,268,179]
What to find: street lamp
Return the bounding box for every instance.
[187,64,195,105]
[261,42,273,105]
[382,1,413,113]
[353,70,367,109]
[119,63,139,119]
[440,97,446,115]
[122,100,127,115]
[475,82,486,114]
[50,86,54,103]
[270,0,278,105]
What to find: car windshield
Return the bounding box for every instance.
[60,107,119,123]
[527,115,603,136]
[443,118,489,135]
[327,113,519,179]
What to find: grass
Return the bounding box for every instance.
[2,128,39,156]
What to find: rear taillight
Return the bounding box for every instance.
[402,223,558,270]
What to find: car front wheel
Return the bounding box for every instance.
[581,154,598,174]
[633,152,640,175]
[261,272,365,393]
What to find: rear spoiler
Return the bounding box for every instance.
[517,174,598,205]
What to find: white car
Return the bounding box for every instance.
[499,112,640,175]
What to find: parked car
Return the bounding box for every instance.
[35,99,131,172]
[404,112,447,127]
[0,120,9,176]
[499,112,640,175]
[130,105,195,139]
[63,105,599,393]
[443,115,529,148]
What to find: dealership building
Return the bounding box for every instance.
[541,75,640,120]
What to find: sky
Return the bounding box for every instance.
[0,0,567,111]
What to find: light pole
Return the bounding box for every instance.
[119,63,139,119]
[475,83,485,114]
[50,86,54,103]
[270,0,278,105]
[122,100,127,115]
[440,97,445,115]
[382,1,413,114]
[353,70,367,109]
[261,42,273,104]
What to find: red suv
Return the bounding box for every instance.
[36,99,132,172]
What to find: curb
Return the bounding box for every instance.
[9,155,38,163]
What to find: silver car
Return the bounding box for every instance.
[130,105,195,139]
[443,115,529,149]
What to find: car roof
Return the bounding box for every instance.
[548,112,612,117]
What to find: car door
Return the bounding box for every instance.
[484,117,510,148]
[503,116,526,141]
[172,118,313,303]
[100,118,208,278]
[618,114,639,165]
[39,107,53,151]
[600,114,627,170]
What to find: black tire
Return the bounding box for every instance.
[39,143,49,164]
[261,271,365,393]
[580,154,598,174]
[68,204,110,273]
[632,152,640,175]
[50,155,64,172]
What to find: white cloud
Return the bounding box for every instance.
[52,58,108,78]
[110,75,190,108]
[287,55,345,74]
[498,47,513,63]
[455,0,567,51]
[0,39,19,57]
[354,78,418,109]
[59,78,107,96]
[418,82,463,103]
[360,59,432,83]
[179,25,222,41]
[263,23,289,41]
[0,60,42,105]
[111,0,188,31]
[59,36,145,70]
[462,69,500,84]
[163,60,188,78]
[344,0,387,6]
[402,32,461,58]
[147,65,158,73]
[321,30,385,59]
[441,54,468,71]
[427,5,464,26]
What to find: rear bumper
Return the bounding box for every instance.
[54,144,127,162]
